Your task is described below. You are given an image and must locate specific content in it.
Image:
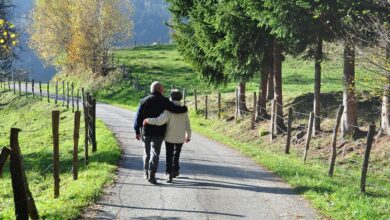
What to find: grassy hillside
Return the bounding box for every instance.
[86,44,377,110]
[53,44,389,219]
[0,91,120,219]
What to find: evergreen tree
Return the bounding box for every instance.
[243,0,338,133]
[168,0,270,115]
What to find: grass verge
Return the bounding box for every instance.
[190,111,389,220]
[0,91,120,219]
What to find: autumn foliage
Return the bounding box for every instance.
[29,0,133,75]
[0,18,17,59]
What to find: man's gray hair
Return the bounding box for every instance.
[150,81,162,93]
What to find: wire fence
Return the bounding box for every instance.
[0,80,99,218]
[186,86,389,195]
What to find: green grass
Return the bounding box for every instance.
[189,111,389,220]
[0,91,120,219]
[87,44,378,110]
[52,44,389,219]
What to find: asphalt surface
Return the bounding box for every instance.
[82,103,318,220]
[18,85,318,219]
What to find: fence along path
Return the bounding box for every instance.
[191,89,389,194]
[0,80,97,219]
[2,80,319,219]
[83,103,318,219]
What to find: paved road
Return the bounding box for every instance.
[19,84,318,219]
[82,103,318,219]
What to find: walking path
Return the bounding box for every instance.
[82,103,318,219]
[19,85,318,219]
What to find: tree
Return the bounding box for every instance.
[335,0,386,137]
[351,1,390,135]
[168,0,269,115]
[0,0,17,78]
[244,0,340,133]
[29,0,133,75]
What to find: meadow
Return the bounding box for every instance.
[0,91,120,219]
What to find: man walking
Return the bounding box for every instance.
[134,82,187,184]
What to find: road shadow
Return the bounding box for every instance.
[95,203,245,218]
[169,177,297,195]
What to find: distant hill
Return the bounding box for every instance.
[10,0,172,81]
[132,0,172,46]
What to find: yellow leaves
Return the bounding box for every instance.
[0,18,18,54]
[29,0,133,69]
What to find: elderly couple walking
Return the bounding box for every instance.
[134,81,192,184]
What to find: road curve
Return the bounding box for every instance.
[80,102,318,220]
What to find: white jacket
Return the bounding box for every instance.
[147,101,192,144]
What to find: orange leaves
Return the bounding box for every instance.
[29,0,133,71]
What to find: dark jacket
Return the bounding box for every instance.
[134,91,188,136]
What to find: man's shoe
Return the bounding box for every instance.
[148,172,157,184]
[172,171,179,178]
[144,171,149,180]
[166,173,173,183]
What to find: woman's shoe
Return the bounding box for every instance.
[172,171,179,178]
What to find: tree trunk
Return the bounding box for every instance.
[341,37,359,137]
[238,82,248,117]
[267,38,275,100]
[273,38,286,133]
[313,33,323,134]
[380,43,390,135]
[381,82,390,135]
[257,45,271,120]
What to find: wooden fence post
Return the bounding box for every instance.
[73,111,81,180]
[71,83,74,113]
[52,111,60,198]
[62,81,65,106]
[194,89,198,113]
[10,128,39,219]
[55,82,58,105]
[47,83,50,103]
[205,95,208,119]
[328,105,344,176]
[303,112,315,163]
[83,91,89,165]
[32,80,35,98]
[270,100,276,141]
[360,124,376,193]
[92,98,97,153]
[218,92,221,119]
[9,128,28,220]
[18,81,21,96]
[285,107,293,154]
[251,92,257,129]
[183,88,186,106]
[76,89,80,111]
[0,147,11,178]
[66,82,69,109]
[235,88,239,122]
[39,81,42,101]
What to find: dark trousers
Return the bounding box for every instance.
[143,136,164,173]
[165,142,183,174]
